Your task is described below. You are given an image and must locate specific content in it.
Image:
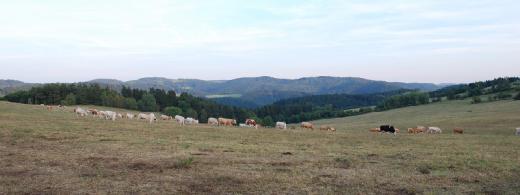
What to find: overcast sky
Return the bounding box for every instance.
[0,0,519,84]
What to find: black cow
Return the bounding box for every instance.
[380,125,396,134]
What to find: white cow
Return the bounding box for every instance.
[276,122,287,130]
[175,115,185,126]
[208,117,218,126]
[117,113,123,119]
[104,111,117,121]
[125,113,135,119]
[98,111,107,119]
[427,126,442,134]
[185,117,199,125]
[138,113,156,124]
[160,115,172,120]
[74,107,88,117]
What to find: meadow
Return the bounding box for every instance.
[1,100,519,194]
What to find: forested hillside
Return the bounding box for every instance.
[4,84,254,123]
[0,76,444,107]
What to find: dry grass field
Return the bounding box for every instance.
[1,100,520,194]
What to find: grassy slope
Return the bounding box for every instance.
[0,100,520,194]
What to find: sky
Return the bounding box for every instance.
[0,0,519,84]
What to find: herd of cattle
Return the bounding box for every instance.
[67,106,337,131]
[44,105,520,135]
[371,125,469,135]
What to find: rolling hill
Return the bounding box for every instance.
[0,76,446,106]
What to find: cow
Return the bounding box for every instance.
[185,117,199,125]
[380,125,397,134]
[87,109,99,116]
[138,113,156,123]
[74,107,88,117]
[301,122,314,130]
[320,125,336,132]
[408,126,426,134]
[453,128,464,134]
[218,118,236,126]
[125,113,135,119]
[245,119,257,126]
[276,122,287,130]
[160,115,172,120]
[427,127,442,134]
[98,111,107,119]
[117,113,123,119]
[175,115,185,126]
[208,117,219,126]
[516,128,520,136]
[104,111,117,121]
[47,105,53,111]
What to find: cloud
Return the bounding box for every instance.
[0,0,518,83]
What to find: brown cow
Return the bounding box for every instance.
[453,128,464,134]
[301,122,314,130]
[245,119,257,127]
[320,125,336,132]
[218,118,237,126]
[408,126,426,134]
[88,109,98,116]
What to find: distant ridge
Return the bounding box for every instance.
[0,76,447,106]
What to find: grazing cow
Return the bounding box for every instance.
[380,125,397,134]
[407,126,425,134]
[87,109,98,116]
[160,115,172,120]
[104,111,117,121]
[276,122,287,130]
[74,107,88,117]
[117,113,123,119]
[245,119,257,126]
[416,126,427,133]
[516,128,520,136]
[453,128,464,134]
[185,117,199,125]
[369,128,381,133]
[427,127,442,134]
[218,118,236,126]
[125,113,135,119]
[98,111,107,119]
[320,125,336,132]
[301,122,314,130]
[138,113,156,123]
[208,117,219,126]
[175,115,185,126]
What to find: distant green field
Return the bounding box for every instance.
[314,99,520,136]
[205,94,242,98]
[1,100,520,194]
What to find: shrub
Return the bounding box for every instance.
[515,93,520,100]
[497,92,512,100]
[471,96,482,104]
